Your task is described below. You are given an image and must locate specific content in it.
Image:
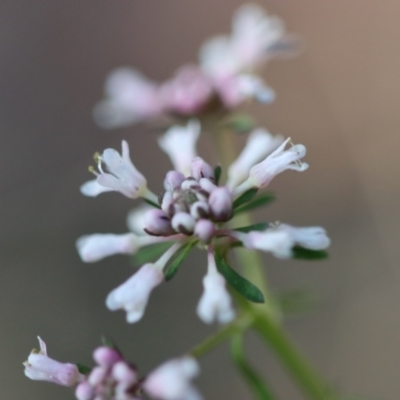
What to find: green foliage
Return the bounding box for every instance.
[76,363,92,375]
[231,334,275,400]
[164,241,197,281]
[233,188,259,209]
[223,113,256,134]
[214,165,222,185]
[292,246,328,260]
[144,198,161,209]
[101,336,118,349]
[132,242,175,266]
[214,253,264,303]
[234,223,268,233]
[234,193,275,214]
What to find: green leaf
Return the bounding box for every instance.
[214,165,222,185]
[214,253,264,303]
[101,336,118,349]
[224,113,256,134]
[292,246,328,260]
[144,198,161,209]
[76,363,92,375]
[164,241,197,281]
[131,242,175,266]
[234,193,275,214]
[231,334,275,400]
[234,223,268,233]
[233,188,258,209]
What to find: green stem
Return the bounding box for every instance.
[189,313,253,359]
[254,313,337,400]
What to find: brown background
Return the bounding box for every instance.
[1,0,399,399]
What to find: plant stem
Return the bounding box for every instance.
[189,313,253,359]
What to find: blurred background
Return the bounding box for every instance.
[1,0,399,399]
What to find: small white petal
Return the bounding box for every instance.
[80,179,114,197]
[278,224,331,250]
[127,204,153,235]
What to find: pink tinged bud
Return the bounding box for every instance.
[93,68,162,129]
[127,204,153,235]
[93,347,122,368]
[208,187,233,222]
[190,202,210,220]
[112,361,137,387]
[75,382,95,400]
[80,179,114,197]
[158,120,200,176]
[278,224,331,250]
[194,220,215,244]
[96,141,148,199]
[106,264,164,323]
[164,171,185,192]
[159,64,214,114]
[197,254,235,324]
[144,357,202,400]
[24,337,81,387]
[171,212,195,235]
[198,178,217,193]
[76,233,138,263]
[181,178,200,191]
[227,128,284,189]
[244,229,294,259]
[190,157,215,181]
[144,209,174,236]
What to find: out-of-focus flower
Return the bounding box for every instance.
[144,357,201,400]
[93,68,162,129]
[127,204,153,235]
[158,120,200,176]
[24,337,82,387]
[197,251,235,324]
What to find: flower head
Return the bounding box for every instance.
[24,337,82,387]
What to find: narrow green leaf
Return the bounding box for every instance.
[164,241,197,281]
[101,336,118,349]
[131,242,175,266]
[214,165,222,185]
[292,246,328,260]
[231,334,275,400]
[144,199,161,209]
[234,193,275,214]
[234,223,268,233]
[76,363,92,375]
[233,188,258,209]
[214,253,264,303]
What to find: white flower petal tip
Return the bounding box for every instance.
[96,141,148,199]
[76,233,138,263]
[80,179,114,197]
[278,224,331,250]
[158,120,201,176]
[106,264,164,324]
[227,128,284,189]
[197,272,235,324]
[94,67,162,129]
[24,337,82,387]
[144,357,202,400]
[126,204,153,235]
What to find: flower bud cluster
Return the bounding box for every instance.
[75,347,140,400]
[144,159,233,244]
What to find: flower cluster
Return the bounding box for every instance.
[76,118,328,325]
[24,338,201,400]
[93,4,299,129]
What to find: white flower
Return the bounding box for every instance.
[24,337,82,387]
[277,224,331,250]
[80,179,114,197]
[106,263,164,324]
[158,120,200,176]
[127,204,153,235]
[76,233,139,263]
[144,357,202,400]
[93,67,162,129]
[234,137,308,196]
[94,140,152,200]
[241,229,294,259]
[197,252,235,324]
[227,128,284,189]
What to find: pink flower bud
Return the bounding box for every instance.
[24,337,82,387]
[164,171,185,191]
[190,202,210,220]
[208,187,233,222]
[191,157,214,181]
[194,220,215,244]
[171,212,195,235]
[112,361,137,386]
[93,347,122,368]
[198,177,217,193]
[144,209,174,236]
[75,381,94,400]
